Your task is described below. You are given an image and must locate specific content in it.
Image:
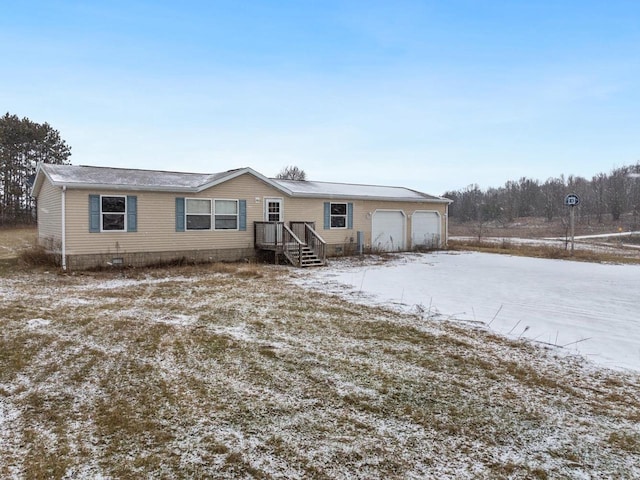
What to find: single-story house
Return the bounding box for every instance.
[31,164,452,270]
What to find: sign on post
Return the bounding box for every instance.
[564,193,580,254]
[564,194,580,206]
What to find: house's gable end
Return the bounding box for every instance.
[195,169,286,199]
[36,173,63,246]
[195,168,293,196]
[32,163,59,198]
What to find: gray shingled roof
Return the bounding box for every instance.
[35,164,450,203]
[272,178,443,201]
[41,164,235,190]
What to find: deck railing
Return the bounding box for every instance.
[255,221,326,266]
[289,221,310,242]
[281,225,304,267]
[255,221,284,248]
[304,223,326,264]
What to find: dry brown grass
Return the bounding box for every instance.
[0,226,37,260]
[449,214,639,239]
[608,431,640,454]
[448,238,640,264]
[1,262,639,478]
[0,226,46,274]
[17,244,60,268]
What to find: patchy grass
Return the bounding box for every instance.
[0,226,43,274]
[448,238,640,264]
[0,226,37,260]
[1,262,639,478]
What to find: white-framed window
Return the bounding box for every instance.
[101,195,126,231]
[214,199,239,230]
[330,202,347,228]
[186,198,212,230]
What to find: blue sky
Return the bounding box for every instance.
[2,1,639,195]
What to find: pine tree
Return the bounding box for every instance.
[0,113,71,225]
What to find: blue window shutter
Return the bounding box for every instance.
[347,203,353,229]
[239,200,247,231]
[324,202,330,229]
[127,196,137,232]
[175,197,185,232]
[89,195,100,232]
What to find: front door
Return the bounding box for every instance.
[264,198,283,243]
[265,198,283,222]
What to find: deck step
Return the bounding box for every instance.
[286,246,325,267]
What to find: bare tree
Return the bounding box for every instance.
[607,168,626,221]
[276,165,307,181]
[541,177,565,221]
[444,163,640,227]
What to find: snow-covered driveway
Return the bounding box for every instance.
[296,252,640,372]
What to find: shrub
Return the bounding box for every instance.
[18,245,60,268]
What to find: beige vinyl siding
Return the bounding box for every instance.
[283,197,448,249]
[61,170,447,257]
[64,173,285,255]
[37,179,62,249]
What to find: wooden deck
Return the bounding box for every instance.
[254,221,326,267]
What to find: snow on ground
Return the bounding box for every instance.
[25,318,51,329]
[452,234,640,254]
[295,252,640,372]
[567,230,640,240]
[153,313,197,326]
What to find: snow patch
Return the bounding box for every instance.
[26,318,50,329]
[154,314,196,326]
[208,324,254,342]
[296,252,640,372]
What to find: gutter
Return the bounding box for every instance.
[283,193,453,203]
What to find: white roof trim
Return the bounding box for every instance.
[31,162,52,197]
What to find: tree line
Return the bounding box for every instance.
[443,163,640,227]
[0,113,71,226]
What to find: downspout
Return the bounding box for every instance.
[61,186,67,271]
[444,203,449,248]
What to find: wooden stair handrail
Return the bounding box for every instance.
[304,223,326,264]
[282,224,304,267]
[305,223,326,244]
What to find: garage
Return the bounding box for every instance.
[411,211,441,248]
[371,210,405,251]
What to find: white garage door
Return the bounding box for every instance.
[412,211,441,248]
[372,210,405,251]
